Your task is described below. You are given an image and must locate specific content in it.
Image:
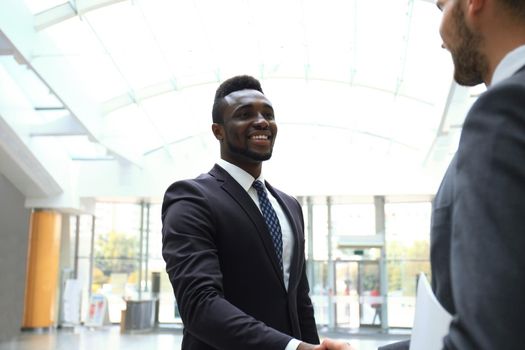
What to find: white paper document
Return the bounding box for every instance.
[409,273,453,350]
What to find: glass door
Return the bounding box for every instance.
[333,248,383,329]
[334,261,359,328]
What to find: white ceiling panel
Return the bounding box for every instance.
[3,0,478,199]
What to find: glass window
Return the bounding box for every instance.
[386,260,430,327]
[385,202,431,328]
[92,203,141,323]
[331,203,376,236]
[312,203,328,260]
[309,261,329,327]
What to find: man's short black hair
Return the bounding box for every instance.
[212,75,264,123]
[500,0,525,20]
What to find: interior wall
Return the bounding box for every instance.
[0,173,30,341]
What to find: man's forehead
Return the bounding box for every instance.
[224,89,271,106]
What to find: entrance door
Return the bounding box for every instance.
[334,261,359,328]
[333,249,383,329]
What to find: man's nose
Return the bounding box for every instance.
[253,113,269,128]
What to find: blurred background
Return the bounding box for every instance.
[0,0,485,343]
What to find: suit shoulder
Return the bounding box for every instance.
[481,70,525,101]
[161,173,218,213]
[465,75,525,126]
[164,172,215,194]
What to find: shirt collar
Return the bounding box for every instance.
[217,159,265,191]
[491,45,525,86]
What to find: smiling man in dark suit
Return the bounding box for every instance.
[380,0,525,349]
[162,75,325,350]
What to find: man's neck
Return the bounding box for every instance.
[242,164,262,179]
[220,158,262,179]
[482,22,525,85]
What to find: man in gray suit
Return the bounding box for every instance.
[380,0,525,349]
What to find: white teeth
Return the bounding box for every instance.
[251,135,269,140]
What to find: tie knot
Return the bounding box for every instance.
[253,180,265,194]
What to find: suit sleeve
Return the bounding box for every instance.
[443,82,525,350]
[162,181,292,350]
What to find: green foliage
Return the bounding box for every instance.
[91,266,108,293]
[361,264,379,291]
[94,231,139,276]
[387,240,429,260]
[386,240,431,296]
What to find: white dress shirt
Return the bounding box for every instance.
[491,44,525,86]
[216,160,302,350]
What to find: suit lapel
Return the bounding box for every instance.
[209,165,286,290]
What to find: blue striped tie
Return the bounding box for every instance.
[253,180,283,271]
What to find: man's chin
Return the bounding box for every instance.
[227,142,273,162]
[248,152,272,162]
[454,71,484,86]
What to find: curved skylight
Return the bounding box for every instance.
[0,0,484,203]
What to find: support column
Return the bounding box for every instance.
[306,197,314,285]
[23,210,62,329]
[138,201,145,299]
[326,196,335,330]
[374,195,389,331]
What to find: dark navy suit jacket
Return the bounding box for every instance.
[162,164,319,350]
[381,67,525,350]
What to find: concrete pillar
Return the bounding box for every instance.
[374,195,389,331]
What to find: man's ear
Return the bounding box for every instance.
[212,123,224,141]
[464,0,487,30]
[467,0,485,16]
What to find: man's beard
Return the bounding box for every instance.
[227,140,273,161]
[451,4,488,86]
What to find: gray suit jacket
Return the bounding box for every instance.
[162,164,319,350]
[381,66,525,350]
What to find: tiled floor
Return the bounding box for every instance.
[0,326,409,350]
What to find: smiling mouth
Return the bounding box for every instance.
[249,134,271,140]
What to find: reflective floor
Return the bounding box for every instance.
[0,326,409,350]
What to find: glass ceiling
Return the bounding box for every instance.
[0,0,484,200]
